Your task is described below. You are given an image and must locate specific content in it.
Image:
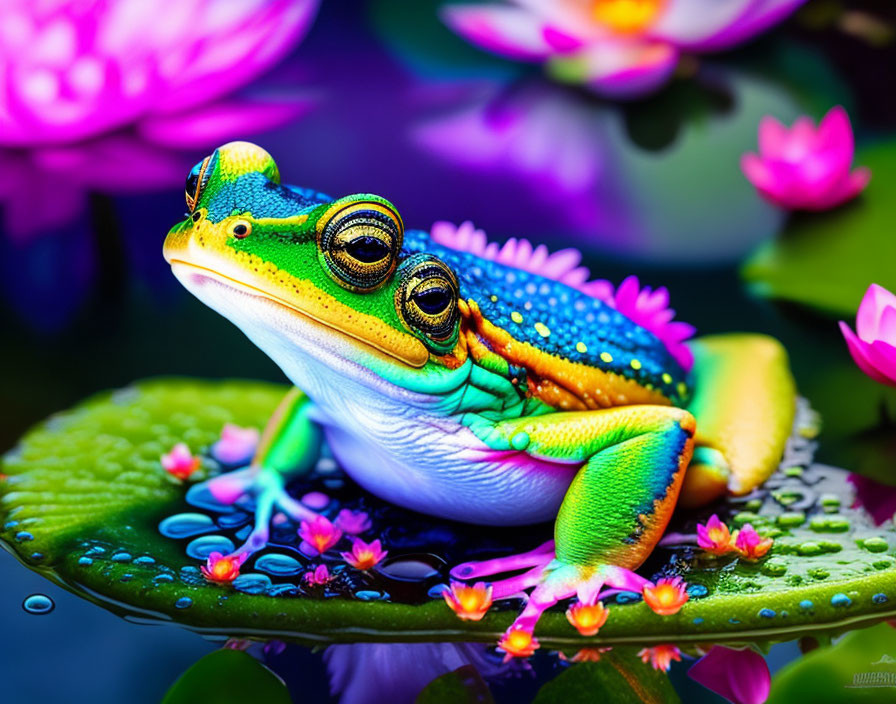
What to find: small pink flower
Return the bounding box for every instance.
[697,514,737,556]
[161,442,201,481]
[443,581,493,621]
[334,509,372,535]
[497,625,539,661]
[298,515,342,556]
[341,538,387,571]
[639,644,682,672]
[734,524,774,560]
[643,577,689,616]
[566,599,610,636]
[201,551,247,584]
[839,284,896,387]
[742,106,870,211]
[211,424,259,465]
[688,645,771,704]
[442,0,805,98]
[303,564,332,586]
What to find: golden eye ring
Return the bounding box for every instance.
[231,219,252,239]
[317,199,403,292]
[395,253,460,353]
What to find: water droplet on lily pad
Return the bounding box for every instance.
[175,597,193,609]
[186,535,235,560]
[159,512,216,539]
[254,553,303,577]
[233,573,273,595]
[23,594,54,615]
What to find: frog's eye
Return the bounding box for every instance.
[185,155,213,212]
[395,253,460,353]
[317,200,403,292]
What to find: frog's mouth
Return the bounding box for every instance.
[168,259,430,371]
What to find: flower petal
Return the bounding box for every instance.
[555,41,678,99]
[688,645,771,704]
[441,4,554,61]
[857,283,896,342]
[839,321,895,385]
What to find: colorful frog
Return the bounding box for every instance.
[163,142,797,654]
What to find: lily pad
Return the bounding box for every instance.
[742,139,896,316]
[2,379,896,652]
[162,649,291,704]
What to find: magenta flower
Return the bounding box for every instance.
[334,509,372,535]
[734,524,773,560]
[341,538,388,571]
[432,221,695,368]
[298,515,342,556]
[688,645,771,704]
[839,284,896,386]
[742,106,871,211]
[201,551,248,584]
[848,474,896,526]
[211,424,260,465]
[442,0,805,98]
[304,564,333,586]
[697,514,737,556]
[161,442,201,481]
[0,0,319,146]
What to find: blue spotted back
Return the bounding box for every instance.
[402,229,690,405]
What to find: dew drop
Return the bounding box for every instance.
[159,512,216,539]
[186,535,235,560]
[175,597,193,609]
[23,594,54,615]
[254,553,303,577]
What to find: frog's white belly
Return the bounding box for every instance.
[316,403,575,526]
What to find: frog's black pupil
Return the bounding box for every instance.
[185,164,201,198]
[346,236,389,263]
[233,224,248,236]
[412,288,451,315]
[192,212,201,222]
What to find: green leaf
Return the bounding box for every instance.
[416,666,495,704]
[162,649,292,704]
[533,652,681,704]
[1,379,896,652]
[768,623,896,703]
[743,140,896,315]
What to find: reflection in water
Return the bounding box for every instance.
[325,641,516,704]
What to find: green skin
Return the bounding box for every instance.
[164,141,797,646]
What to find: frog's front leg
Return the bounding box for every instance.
[207,387,323,556]
[451,405,695,655]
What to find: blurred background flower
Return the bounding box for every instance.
[742,105,870,210]
[441,0,806,97]
[0,0,319,145]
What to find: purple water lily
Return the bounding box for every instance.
[689,645,771,704]
[442,0,806,97]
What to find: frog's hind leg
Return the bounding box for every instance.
[204,387,324,556]
[679,334,797,508]
[449,405,695,656]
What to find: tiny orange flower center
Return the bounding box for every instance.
[591,0,665,34]
[506,629,532,651]
[653,584,679,607]
[212,558,235,578]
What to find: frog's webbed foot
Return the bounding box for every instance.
[206,467,320,556]
[448,405,696,658]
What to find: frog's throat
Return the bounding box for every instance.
[167,259,429,369]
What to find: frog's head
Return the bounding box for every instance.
[164,142,469,402]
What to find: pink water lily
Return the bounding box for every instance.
[161,442,201,481]
[688,645,771,704]
[334,509,372,535]
[442,0,805,98]
[298,515,342,556]
[742,106,871,210]
[734,524,773,560]
[0,0,319,146]
[304,564,333,586]
[840,284,896,386]
[211,424,260,465]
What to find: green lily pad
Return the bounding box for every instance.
[533,652,681,704]
[742,139,896,316]
[416,666,495,704]
[2,379,896,652]
[161,649,291,704]
[768,622,896,703]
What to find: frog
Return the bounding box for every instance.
[163,141,797,654]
